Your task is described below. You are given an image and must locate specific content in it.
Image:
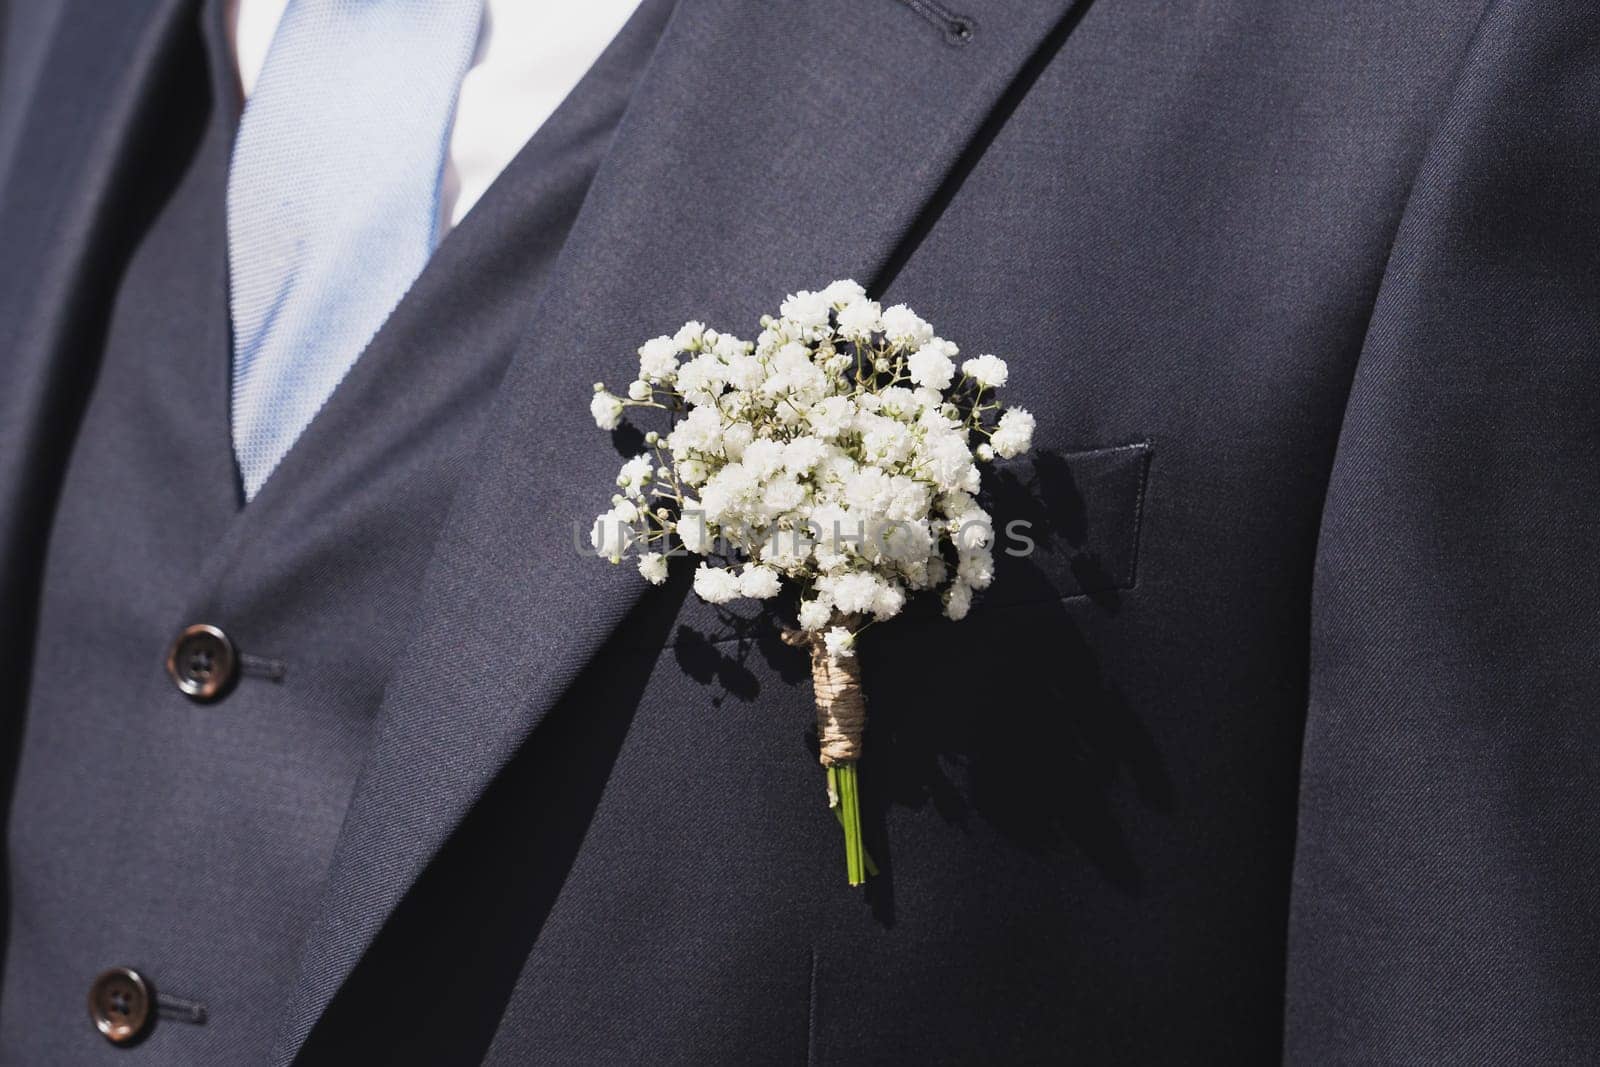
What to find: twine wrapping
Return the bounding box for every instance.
[781,616,866,766]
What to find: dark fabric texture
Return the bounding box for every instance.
[0,0,69,190]
[1285,3,1600,1063]
[0,0,1589,1063]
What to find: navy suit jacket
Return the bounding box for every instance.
[2,0,1598,1063]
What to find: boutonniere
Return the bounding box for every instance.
[590,280,1033,885]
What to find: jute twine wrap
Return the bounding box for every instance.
[781,615,865,766]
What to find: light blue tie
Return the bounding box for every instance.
[227,0,484,500]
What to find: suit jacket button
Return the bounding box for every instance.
[165,624,237,702]
[88,967,151,1046]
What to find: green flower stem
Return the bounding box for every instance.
[829,761,869,886]
[832,795,879,879]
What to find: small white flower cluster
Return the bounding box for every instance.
[591,280,1033,655]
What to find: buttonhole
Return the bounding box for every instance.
[155,993,207,1025]
[239,654,286,682]
[892,0,978,46]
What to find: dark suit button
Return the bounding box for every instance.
[165,624,237,702]
[88,967,151,1046]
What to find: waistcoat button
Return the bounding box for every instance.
[88,967,151,1046]
[165,624,237,702]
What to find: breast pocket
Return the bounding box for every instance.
[982,439,1153,609]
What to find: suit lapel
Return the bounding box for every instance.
[275,0,1085,1058]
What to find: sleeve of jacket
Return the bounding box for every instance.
[1285,0,1600,1062]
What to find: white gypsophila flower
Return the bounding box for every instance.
[962,353,1009,388]
[815,449,857,487]
[741,437,786,480]
[760,528,813,573]
[764,346,828,403]
[798,596,833,631]
[877,519,932,565]
[871,581,906,620]
[783,436,829,474]
[677,458,709,486]
[721,422,754,460]
[820,350,852,377]
[617,454,653,494]
[881,304,933,347]
[677,354,729,405]
[923,432,980,494]
[762,475,806,515]
[950,502,994,546]
[780,289,831,330]
[726,353,766,391]
[939,489,978,516]
[806,395,855,439]
[902,559,933,590]
[821,279,866,305]
[843,467,892,515]
[699,462,757,525]
[738,565,782,598]
[590,507,634,561]
[673,320,707,350]
[677,504,713,555]
[590,390,624,430]
[836,299,881,341]
[666,404,722,455]
[877,387,917,419]
[823,626,856,661]
[991,407,1035,459]
[808,502,863,569]
[693,564,742,604]
[957,548,995,590]
[906,338,956,390]
[638,552,669,585]
[884,477,930,522]
[942,581,973,620]
[709,331,747,360]
[825,571,884,615]
[590,282,1029,629]
[638,336,680,382]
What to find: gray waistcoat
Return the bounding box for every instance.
[0,2,667,1059]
